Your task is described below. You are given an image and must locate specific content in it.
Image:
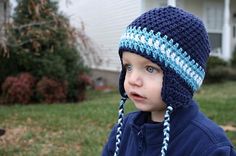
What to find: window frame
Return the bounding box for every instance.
[203,1,224,34]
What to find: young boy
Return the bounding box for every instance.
[102,6,236,156]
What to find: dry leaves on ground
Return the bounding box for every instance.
[220,124,236,132]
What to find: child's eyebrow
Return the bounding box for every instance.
[142,60,158,66]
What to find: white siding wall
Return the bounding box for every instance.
[0,1,6,29]
[0,0,10,36]
[230,0,236,53]
[59,0,142,71]
[0,1,4,23]
[59,0,236,71]
[141,0,166,12]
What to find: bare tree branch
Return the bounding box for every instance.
[13,20,55,30]
[0,36,9,57]
[76,21,102,67]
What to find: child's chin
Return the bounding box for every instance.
[133,103,151,112]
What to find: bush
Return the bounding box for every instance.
[36,77,67,103]
[231,48,236,67]
[77,74,92,101]
[225,67,236,81]
[205,56,236,83]
[205,56,229,83]
[0,54,20,91]
[206,56,228,67]
[0,0,90,103]
[1,73,35,104]
[206,66,232,83]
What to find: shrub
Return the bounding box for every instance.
[225,67,236,81]
[0,54,20,92]
[204,56,236,83]
[206,56,228,67]
[0,0,89,103]
[1,73,35,104]
[65,73,91,102]
[206,66,231,83]
[205,56,229,83]
[36,77,67,103]
[231,47,236,67]
[77,74,92,101]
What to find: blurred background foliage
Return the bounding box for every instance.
[205,48,236,83]
[0,0,91,104]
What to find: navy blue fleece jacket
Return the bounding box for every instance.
[102,100,236,156]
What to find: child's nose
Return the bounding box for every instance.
[127,70,143,87]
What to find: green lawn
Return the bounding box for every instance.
[0,81,236,155]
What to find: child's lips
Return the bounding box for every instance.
[129,91,147,102]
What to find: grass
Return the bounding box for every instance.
[0,81,236,155]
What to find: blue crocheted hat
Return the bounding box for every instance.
[114,6,210,156]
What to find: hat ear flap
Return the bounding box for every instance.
[161,68,193,109]
[119,69,128,98]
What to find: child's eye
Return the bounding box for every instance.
[146,66,157,73]
[124,64,132,72]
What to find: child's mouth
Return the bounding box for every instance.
[129,92,146,102]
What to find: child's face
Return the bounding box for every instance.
[123,52,166,118]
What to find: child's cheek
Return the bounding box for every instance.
[123,78,129,93]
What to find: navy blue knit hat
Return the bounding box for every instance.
[114,6,210,156]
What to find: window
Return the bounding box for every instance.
[204,2,224,54]
[204,3,223,32]
[208,33,222,54]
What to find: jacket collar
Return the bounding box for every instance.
[130,100,199,145]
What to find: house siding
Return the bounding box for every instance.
[184,0,235,58]
[59,0,236,86]
[0,0,10,35]
[59,0,142,72]
[230,0,236,53]
[0,0,5,34]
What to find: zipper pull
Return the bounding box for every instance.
[137,130,143,151]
